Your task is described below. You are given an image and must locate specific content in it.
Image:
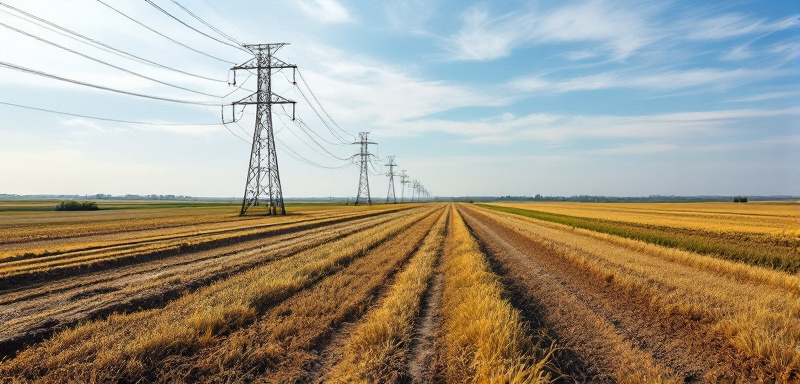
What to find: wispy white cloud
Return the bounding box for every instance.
[384,0,436,34]
[290,46,503,130]
[721,43,754,61]
[588,142,678,155]
[446,4,521,61]
[296,0,352,24]
[685,135,800,153]
[768,41,800,62]
[683,14,800,40]
[727,91,800,103]
[510,67,791,93]
[379,107,800,144]
[446,1,656,61]
[445,2,800,62]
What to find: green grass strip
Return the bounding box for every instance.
[478,204,800,273]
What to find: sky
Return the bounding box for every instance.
[0,0,798,198]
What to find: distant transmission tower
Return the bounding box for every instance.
[399,170,409,203]
[385,156,397,204]
[231,43,296,216]
[353,132,377,205]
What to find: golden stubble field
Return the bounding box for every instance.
[0,200,798,383]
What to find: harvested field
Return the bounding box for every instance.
[1,201,798,383]
[484,201,800,272]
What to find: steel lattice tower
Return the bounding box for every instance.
[231,43,296,216]
[385,156,397,204]
[353,132,376,205]
[399,170,409,203]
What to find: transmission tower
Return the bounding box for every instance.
[353,132,377,205]
[399,170,409,203]
[231,43,296,216]
[385,156,397,204]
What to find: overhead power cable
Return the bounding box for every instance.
[276,113,351,162]
[169,0,242,46]
[0,60,220,106]
[277,138,354,170]
[0,22,223,98]
[291,85,350,145]
[0,3,228,81]
[144,0,247,52]
[95,0,237,65]
[234,121,351,170]
[280,70,350,145]
[296,117,349,146]
[0,100,221,126]
[278,104,348,147]
[296,69,355,141]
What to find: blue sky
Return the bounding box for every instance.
[0,0,798,197]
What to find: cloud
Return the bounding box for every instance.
[721,43,754,61]
[445,2,800,62]
[445,1,657,61]
[296,0,352,24]
[686,135,800,153]
[510,67,791,93]
[446,4,520,61]
[768,41,800,62]
[380,107,800,144]
[384,0,436,34]
[684,14,800,41]
[289,46,503,131]
[588,142,678,155]
[727,91,800,103]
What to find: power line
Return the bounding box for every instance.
[290,83,350,145]
[1,98,252,145]
[235,120,352,171]
[278,138,354,170]
[295,116,349,146]
[0,60,220,106]
[275,112,351,161]
[144,0,246,52]
[169,0,242,46]
[0,22,224,98]
[95,0,237,65]
[296,69,355,141]
[0,4,229,81]
[220,122,252,145]
[0,100,220,126]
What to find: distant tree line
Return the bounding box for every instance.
[55,200,99,211]
[733,196,748,203]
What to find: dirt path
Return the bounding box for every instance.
[405,264,443,383]
[458,205,763,383]
[0,208,416,359]
[405,226,447,383]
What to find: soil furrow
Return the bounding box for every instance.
[459,204,764,383]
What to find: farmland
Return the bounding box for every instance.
[0,200,798,383]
